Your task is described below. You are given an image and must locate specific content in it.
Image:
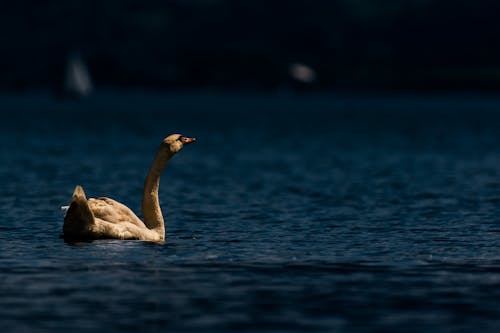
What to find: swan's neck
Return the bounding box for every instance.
[141,144,174,240]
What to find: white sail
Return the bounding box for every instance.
[64,52,93,97]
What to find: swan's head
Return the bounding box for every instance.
[163,134,196,153]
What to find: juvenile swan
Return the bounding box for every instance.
[63,134,196,242]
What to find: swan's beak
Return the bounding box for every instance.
[182,137,196,145]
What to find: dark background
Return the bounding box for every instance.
[1,0,499,92]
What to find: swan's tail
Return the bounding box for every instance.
[63,185,95,237]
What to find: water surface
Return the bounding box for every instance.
[1,92,500,332]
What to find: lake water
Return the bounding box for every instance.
[1,91,500,332]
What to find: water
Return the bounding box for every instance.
[1,91,500,332]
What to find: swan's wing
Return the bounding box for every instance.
[88,197,145,227]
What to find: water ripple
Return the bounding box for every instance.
[2,93,500,332]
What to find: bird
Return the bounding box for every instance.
[62,134,196,242]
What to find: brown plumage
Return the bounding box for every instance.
[63,134,196,242]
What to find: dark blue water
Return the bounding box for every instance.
[2,91,500,332]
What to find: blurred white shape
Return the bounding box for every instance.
[289,62,317,84]
[64,52,93,97]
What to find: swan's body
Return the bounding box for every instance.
[62,134,195,242]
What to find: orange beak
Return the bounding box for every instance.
[181,136,196,145]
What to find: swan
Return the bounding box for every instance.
[62,134,196,242]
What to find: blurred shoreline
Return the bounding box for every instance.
[1,1,499,92]
[1,88,500,115]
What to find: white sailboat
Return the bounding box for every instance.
[63,51,93,97]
